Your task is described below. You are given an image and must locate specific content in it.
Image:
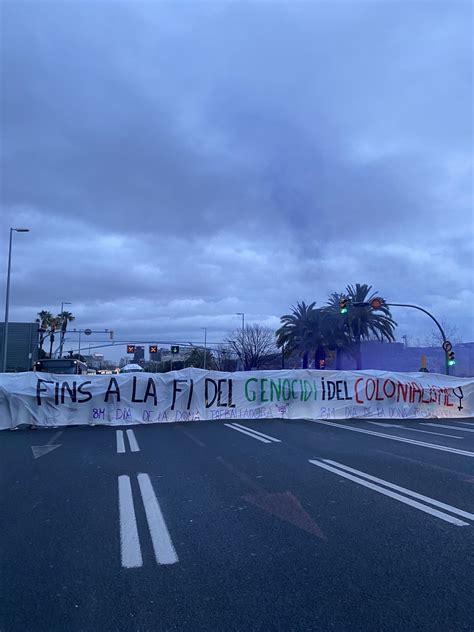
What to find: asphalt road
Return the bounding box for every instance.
[1,417,473,632]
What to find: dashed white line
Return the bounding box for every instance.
[322,459,474,522]
[309,459,469,526]
[126,429,140,452]
[116,430,126,454]
[137,473,178,565]
[118,475,143,568]
[310,420,474,458]
[224,423,271,443]
[368,422,462,438]
[231,423,281,443]
[422,423,474,434]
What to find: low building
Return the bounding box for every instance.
[0,322,39,372]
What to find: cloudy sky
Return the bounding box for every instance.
[1,0,473,359]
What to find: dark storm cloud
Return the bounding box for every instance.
[1,0,472,354]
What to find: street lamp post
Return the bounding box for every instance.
[202,327,208,370]
[2,228,30,372]
[236,312,245,370]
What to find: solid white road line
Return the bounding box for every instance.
[323,459,474,522]
[309,460,469,526]
[311,420,474,458]
[459,422,474,427]
[368,422,462,438]
[224,423,272,443]
[116,430,126,454]
[126,429,140,452]
[137,473,178,565]
[422,423,474,433]
[118,475,143,568]
[231,423,281,443]
[369,422,398,427]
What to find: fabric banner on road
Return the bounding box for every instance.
[0,368,472,429]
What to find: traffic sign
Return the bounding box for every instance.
[84,328,92,336]
[127,344,136,354]
[442,340,452,352]
[370,297,384,310]
[149,345,158,354]
[171,345,180,354]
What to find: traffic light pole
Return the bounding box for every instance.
[384,303,450,375]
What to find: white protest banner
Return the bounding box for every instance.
[0,368,472,429]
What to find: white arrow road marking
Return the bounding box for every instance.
[311,420,474,458]
[309,459,470,526]
[31,445,61,459]
[118,475,143,568]
[137,473,178,565]
[116,430,125,454]
[126,429,140,452]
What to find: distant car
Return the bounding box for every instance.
[119,363,145,373]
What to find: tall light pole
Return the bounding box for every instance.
[58,301,72,358]
[201,327,208,369]
[2,228,30,372]
[236,312,245,370]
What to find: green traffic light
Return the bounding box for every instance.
[448,359,456,366]
[340,307,348,314]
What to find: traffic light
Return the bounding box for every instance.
[339,298,348,314]
[127,344,135,354]
[370,297,384,310]
[109,330,114,340]
[149,345,158,354]
[447,351,456,366]
[171,345,180,354]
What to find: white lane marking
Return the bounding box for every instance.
[118,475,143,568]
[459,422,474,427]
[369,422,397,427]
[116,430,126,453]
[323,459,474,522]
[368,422,461,438]
[224,423,272,443]
[231,423,281,443]
[422,423,474,433]
[137,473,178,565]
[309,460,469,526]
[394,427,462,439]
[311,420,474,458]
[126,429,140,452]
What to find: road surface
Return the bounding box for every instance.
[1,417,473,631]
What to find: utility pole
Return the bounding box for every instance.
[202,327,208,370]
[2,228,30,372]
[236,312,245,370]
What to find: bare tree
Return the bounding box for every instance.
[424,321,462,347]
[225,324,278,370]
[214,344,237,371]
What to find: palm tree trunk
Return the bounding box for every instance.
[302,352,308,369]
[355,335,362,370]
[49,333,55,358]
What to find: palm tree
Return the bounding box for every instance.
[57,310,75,357]
[276,301,318,369]
[321,294,353,369]
[36,310,54,356]
[344,283,397,369]
[48,316,62,358]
